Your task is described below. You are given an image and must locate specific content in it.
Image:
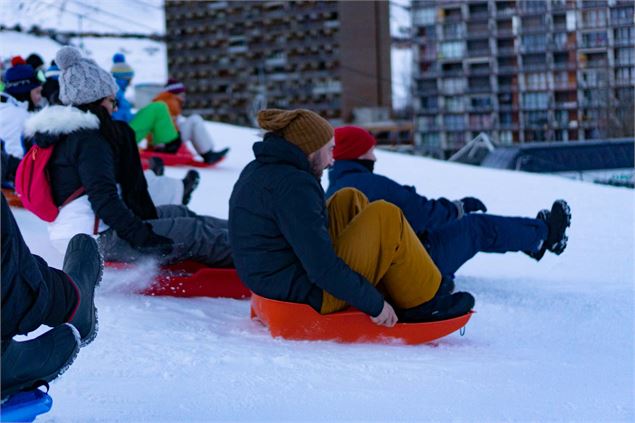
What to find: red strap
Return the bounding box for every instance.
[93,215,100,235]
[61,187,86,207]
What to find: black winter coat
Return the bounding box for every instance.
[228,133,384,316]
[24,105,157,246]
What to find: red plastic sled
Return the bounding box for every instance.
[2,188,23,208]
[139,144,223,168]
[105,260,250,299]
[250,293,473,345]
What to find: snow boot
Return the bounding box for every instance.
[1,324,80,400]
[148,157,165,176]
[182,170,200,205]
[63,234,103,346]
[544,200,571,254]
[201,147,229,164]
[397,291,475,323]
[437,276,455,296]
[525,208,550,261]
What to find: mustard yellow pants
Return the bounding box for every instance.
[321,188,442,314]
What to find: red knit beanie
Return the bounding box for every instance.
[333,126,377,160]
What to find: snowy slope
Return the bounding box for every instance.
[10,120,634,422]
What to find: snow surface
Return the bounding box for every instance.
[9,119,634,422]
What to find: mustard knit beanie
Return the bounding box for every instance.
[257,108,334,155]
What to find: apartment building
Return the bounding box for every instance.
[164,1,392,126]
[412,0,634,159]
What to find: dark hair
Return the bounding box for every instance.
[11,90,39,111]
[76,99,121,156]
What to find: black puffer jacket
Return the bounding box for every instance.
[23,105,157,246]
[228,133,384,316]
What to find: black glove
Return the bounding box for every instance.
[460,197,487,213]
[134,230,174,257]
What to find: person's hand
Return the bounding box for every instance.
[136,232,174,257]
[460,197,487,213]
[370,301,398,327]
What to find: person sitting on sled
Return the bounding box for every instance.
[1,194,102,399]
[24,46,232,267]
[326,126,572,282]
[151,78,230,164]
[229,108,474,327]
[110,54,228,164]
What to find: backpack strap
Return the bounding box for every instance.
[60,187,100,235]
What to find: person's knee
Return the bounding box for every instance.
[327,187,367,206]
[189,114,204,125]
[366,200,401,219]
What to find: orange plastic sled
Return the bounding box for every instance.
[250,293,474,345]
[105,260,250,299]
[139,144,224,168]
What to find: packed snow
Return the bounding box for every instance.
[3,2,634,420]
[9,119,634,422]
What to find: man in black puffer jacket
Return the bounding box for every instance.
[229,109,475,326]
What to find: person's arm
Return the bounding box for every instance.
[75,133,154,246]
[375,175,459,234]
[273,174,384,317]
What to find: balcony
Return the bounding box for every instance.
[497,65,518,74]
[555,101,578,109]
[553,61,577,70]
[496,6,516,17]
[553,81,577,90]
[497,46,515,55]
[468,85,492,93]
[522,62,548,71]
[468,48,491,57]
[496,27,514,37]
[581,0,607,9]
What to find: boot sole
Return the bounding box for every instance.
[550,200,571,255]
[1,324,81,400]
[80,249,103,348]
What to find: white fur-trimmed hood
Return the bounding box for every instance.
[23,105,100,137]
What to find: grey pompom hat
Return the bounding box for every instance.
[56,46,118,106]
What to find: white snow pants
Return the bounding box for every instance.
[144,170,183,206]
[177,114,214,155]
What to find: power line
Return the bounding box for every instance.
[66,0,159,32]
[36,0,132,33]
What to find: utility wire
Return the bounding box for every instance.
[66,0,159,32]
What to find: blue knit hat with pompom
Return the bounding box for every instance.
[111,52,134,81]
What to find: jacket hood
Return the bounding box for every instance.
[252,132,310,172]
[327,160,370,186]
[23,105,100,138]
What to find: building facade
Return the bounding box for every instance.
[412,0,635,159]
[164,1,392,126]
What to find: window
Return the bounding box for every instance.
[443,114,465,130]
[418,116,438,131]
[469,113,493,128]
[441,78,466,94]
[499,112,513,125]
[421,132,440,147]
[582,31,608,48]
[521,34,547,52]
[614,27,634,45]
[615,67,634,84]
[553,32,567,49]
[440,41,465,59]
[522,92,549,109]
[523,111,549,127]
[616,48,635,65]
[525,72,548,90]
[611,7,634,25]
[582,69,607,87]
[582,9,606,28]
[443,23,464,38]
[420,96,439,110]
[499,131,513,144]
[414,7,436,25]
[471,96,492,109]
[445,96,464,112]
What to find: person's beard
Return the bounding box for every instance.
[309,155,324,180]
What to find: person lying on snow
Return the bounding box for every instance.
[229,108,474,327]
[151,78,230,164]
[23,46,232,267]
[1,194,102,399]
[326,126,572,283]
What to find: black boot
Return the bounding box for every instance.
[397,292,475,323]
[148,157,164,176]
[200,147,229,164]
[1,324,80,400]
[63,234,103,346]
[437,276,455,296]
[182,170,200,205]
[544,200,571,255]
[525,208,550,261]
